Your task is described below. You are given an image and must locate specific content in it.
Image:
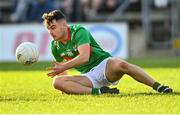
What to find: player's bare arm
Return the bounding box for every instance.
[62,43,91,69]
[47,44,90,77]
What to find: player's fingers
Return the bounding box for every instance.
[47,72,56,77]
[47,70,60,77]
[47,72,52,77]
[46,67,54,71]
[52,61,59,66]
[46,67,59,71]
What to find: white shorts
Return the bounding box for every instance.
[84,58,119,88]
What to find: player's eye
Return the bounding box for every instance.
[51,26,56,30]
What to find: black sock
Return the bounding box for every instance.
[153,82,161,91]
[152,82,172,93]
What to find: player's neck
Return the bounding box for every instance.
[60,37,67,45]
[59,29,68,45]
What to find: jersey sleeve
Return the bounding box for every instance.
[51,41,63,62]
[74,28,90,46]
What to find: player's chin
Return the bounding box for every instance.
[53,37,59,41]
[53,37,61,41]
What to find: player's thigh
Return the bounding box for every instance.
[53,75,93,88]
[105,57,126,82]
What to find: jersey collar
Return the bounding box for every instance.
[67,27,71,41]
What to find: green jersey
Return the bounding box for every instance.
[51,24,112,73]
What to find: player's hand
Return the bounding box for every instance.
[47,61,66,77]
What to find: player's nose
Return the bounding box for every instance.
[49,31,54,36]
[49,30,53,35]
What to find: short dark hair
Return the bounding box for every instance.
[42,10,66,26]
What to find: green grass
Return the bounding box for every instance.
[0,58,180,113]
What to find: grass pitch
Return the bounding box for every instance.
[0,58,180,114]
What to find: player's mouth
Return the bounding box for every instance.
[52,34,56,38]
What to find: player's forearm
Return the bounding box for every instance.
[63,55,89,70]
[61,44,90,71]
[57,71,68,76]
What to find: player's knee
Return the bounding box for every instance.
[117,60,130,73]
[52,76,67,91]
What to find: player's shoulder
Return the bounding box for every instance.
[70,24,88,39]
[70,24,86,32]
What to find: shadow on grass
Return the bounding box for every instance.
[0,92,180,102]
[0,96,47,102]
[103,91,180,97]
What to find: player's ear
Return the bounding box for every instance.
[62,20,66,27]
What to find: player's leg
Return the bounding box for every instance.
[52,75,119,94]
[106,58,155,86]
[105,57,172,93]
[53,75,93,94]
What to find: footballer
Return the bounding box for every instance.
[42,10,173,95]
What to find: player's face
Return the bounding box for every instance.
[47,19,67,41]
